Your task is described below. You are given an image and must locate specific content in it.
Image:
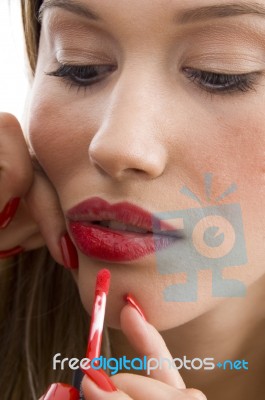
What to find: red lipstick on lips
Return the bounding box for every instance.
[66,197,182,262]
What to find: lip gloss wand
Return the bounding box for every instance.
[81,268,117,392]
[86,268,111,362]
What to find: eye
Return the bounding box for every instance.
[45,63,116,89]
[183,67,259,94]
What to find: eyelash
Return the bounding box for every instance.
[46,63,259,95]
[183,67,258,94]
[45,64,116,93]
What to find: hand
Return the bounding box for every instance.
[39,383,79,400]
[0,112,77,268]
[39,303,207,399]
[81,303,207,399]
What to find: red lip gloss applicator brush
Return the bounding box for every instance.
[86,268,111,362]
[79,268,117,394]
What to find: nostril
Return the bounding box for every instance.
[131,168,145,173]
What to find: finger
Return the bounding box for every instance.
[120,303,186,389]
[183,389,207,400]
[24,170,67,266]
[40,383,79,399]
[82,374,132,400]
[0,113,77,266]
[82,373,205,400]
[0,199,42,250]
[20,231,45,250]
[112,374,206,400]
[0,113,33,201]
[0,113,39,251]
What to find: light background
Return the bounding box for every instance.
[0,0,29,123]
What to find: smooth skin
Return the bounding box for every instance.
[1,0,265,398]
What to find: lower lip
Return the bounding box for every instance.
[69,221,178,262]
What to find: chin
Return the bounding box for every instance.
[75,251,225,331]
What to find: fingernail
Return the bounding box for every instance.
[43,383,79,400]
[0,197,20,229]
[82,367,117,392]
[60,233,78,269]
[0,246,24,259]
[124,293,146,320]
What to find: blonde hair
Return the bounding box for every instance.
[21,0,40,75]
[0,2,91,399]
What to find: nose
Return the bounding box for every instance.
[88,73,167,181]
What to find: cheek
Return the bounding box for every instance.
[165,104,265,294]
[177,105,265,200]
[27,86,103,191]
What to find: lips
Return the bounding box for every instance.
[66,197,183,262]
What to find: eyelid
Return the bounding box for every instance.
[55,48,116,65]
[183,67,259,77]
[47,63,116,79]
[182,67,260,94]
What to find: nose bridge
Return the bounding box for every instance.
[88,64,169,179]
[99,62,168,141]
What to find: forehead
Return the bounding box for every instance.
[39,0,265,25]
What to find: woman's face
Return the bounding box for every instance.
[27,0,265,330]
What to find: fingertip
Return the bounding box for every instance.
[46,231,79,269]
[59,232,79,269]
[42,383,79,399]
[81,374,111,399]
[120,303,149,346]
[184,388,208,400]
[124,294,147,320]
[0,112,21,129]
[82,374,130,399]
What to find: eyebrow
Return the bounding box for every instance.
[177,2,265,24]
[38,0,265,25]
[38,0,100,23]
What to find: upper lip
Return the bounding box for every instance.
[66,197,183,237]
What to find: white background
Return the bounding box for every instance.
[0,0,29,123]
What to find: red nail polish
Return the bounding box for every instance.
[43,383,79,399]
[60,233,78,269]
[0,246,24,259]
[82,367,117,392]
[124,293,146,320]
[0,198,20,229]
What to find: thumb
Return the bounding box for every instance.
[120,298,186,390]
